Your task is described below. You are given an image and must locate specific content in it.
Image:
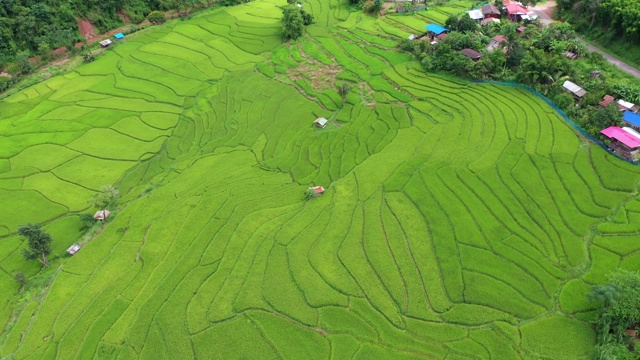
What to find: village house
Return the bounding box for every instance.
[505,3,529,22]
[487,35,507,52]
[425,24,450,42]
[601,126,640,159]
[468,9,484,21]
[482,17,501,26]
[481,4,501,19]
[623,111,640,131]
[562,80,587,99]
[618,99,640,113]
[461,48,482,61]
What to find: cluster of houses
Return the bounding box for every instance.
[467,1,538,25]
[407,1,537,62]
[598,96,640,159]
[559,80,640,160]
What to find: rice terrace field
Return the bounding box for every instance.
[2,0,640,358]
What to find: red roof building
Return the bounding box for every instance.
[506,3,528,15]
[600,95,615,107]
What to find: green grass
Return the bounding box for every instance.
[1,0,640,359]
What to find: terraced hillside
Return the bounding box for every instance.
[2,0,640,358]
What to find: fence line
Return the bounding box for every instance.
[472,80,639,165]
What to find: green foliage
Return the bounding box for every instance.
[18,224,52,267]
[13,272,28,292]
[589,270,640,346]
[282,6,305,41]
[88,184,120,210]
[147,10,166,24]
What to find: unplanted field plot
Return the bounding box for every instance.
[1,0,640,359]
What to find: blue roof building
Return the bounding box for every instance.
[114,33,125,39]
[623,110,640,128]
[425,24,449,35]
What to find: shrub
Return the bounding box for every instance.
[147,11,166,24]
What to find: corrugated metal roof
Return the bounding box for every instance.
[461,48,482,59]
[425,24,449,35]
[624,110,640,127]
[601,126,640,148]
[563,80,586,97]
[468,10,483,20]
[618,99,636,109]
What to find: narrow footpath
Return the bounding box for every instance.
[530,0,640,79]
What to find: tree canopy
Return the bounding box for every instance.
[589,270,640,354]
[18,224,52,267]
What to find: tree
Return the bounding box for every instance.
[300,10,314,26]
[82,50,95,63]
[89,184,120,209]
[337,82,351,105]
[588,103,622,129]
[589,270,640,346]
[445,15,459,31]
[282,6,305,41]
[18,224,52,267]
[147,10,166,24]
[456,15,478,33]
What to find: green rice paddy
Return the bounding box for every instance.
[1,0,639,358]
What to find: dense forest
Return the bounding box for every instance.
[556,0,640,43]
[0,0,230,68]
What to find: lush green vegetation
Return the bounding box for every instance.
[1,0,640,358]
[589,270,640,359]
[557,0,640,69]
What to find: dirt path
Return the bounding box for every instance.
[530,0,640,79]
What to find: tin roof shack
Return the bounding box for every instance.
[100,39,112,48]
[306,186,325,198]
[562,80,587,99]
[618,99,640,113]
[468,9,484,21]
[66,244,81,255]
[460,48,482,61]
[601,126,640,159]
[314,117,328,128]
[94,209,111,221]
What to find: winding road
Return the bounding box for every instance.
[530,1,640,79]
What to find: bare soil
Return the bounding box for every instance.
[287,46,342,90]
[78,18,97,41]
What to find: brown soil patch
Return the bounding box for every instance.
[288,48,343,90]
[78,18,97,41]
